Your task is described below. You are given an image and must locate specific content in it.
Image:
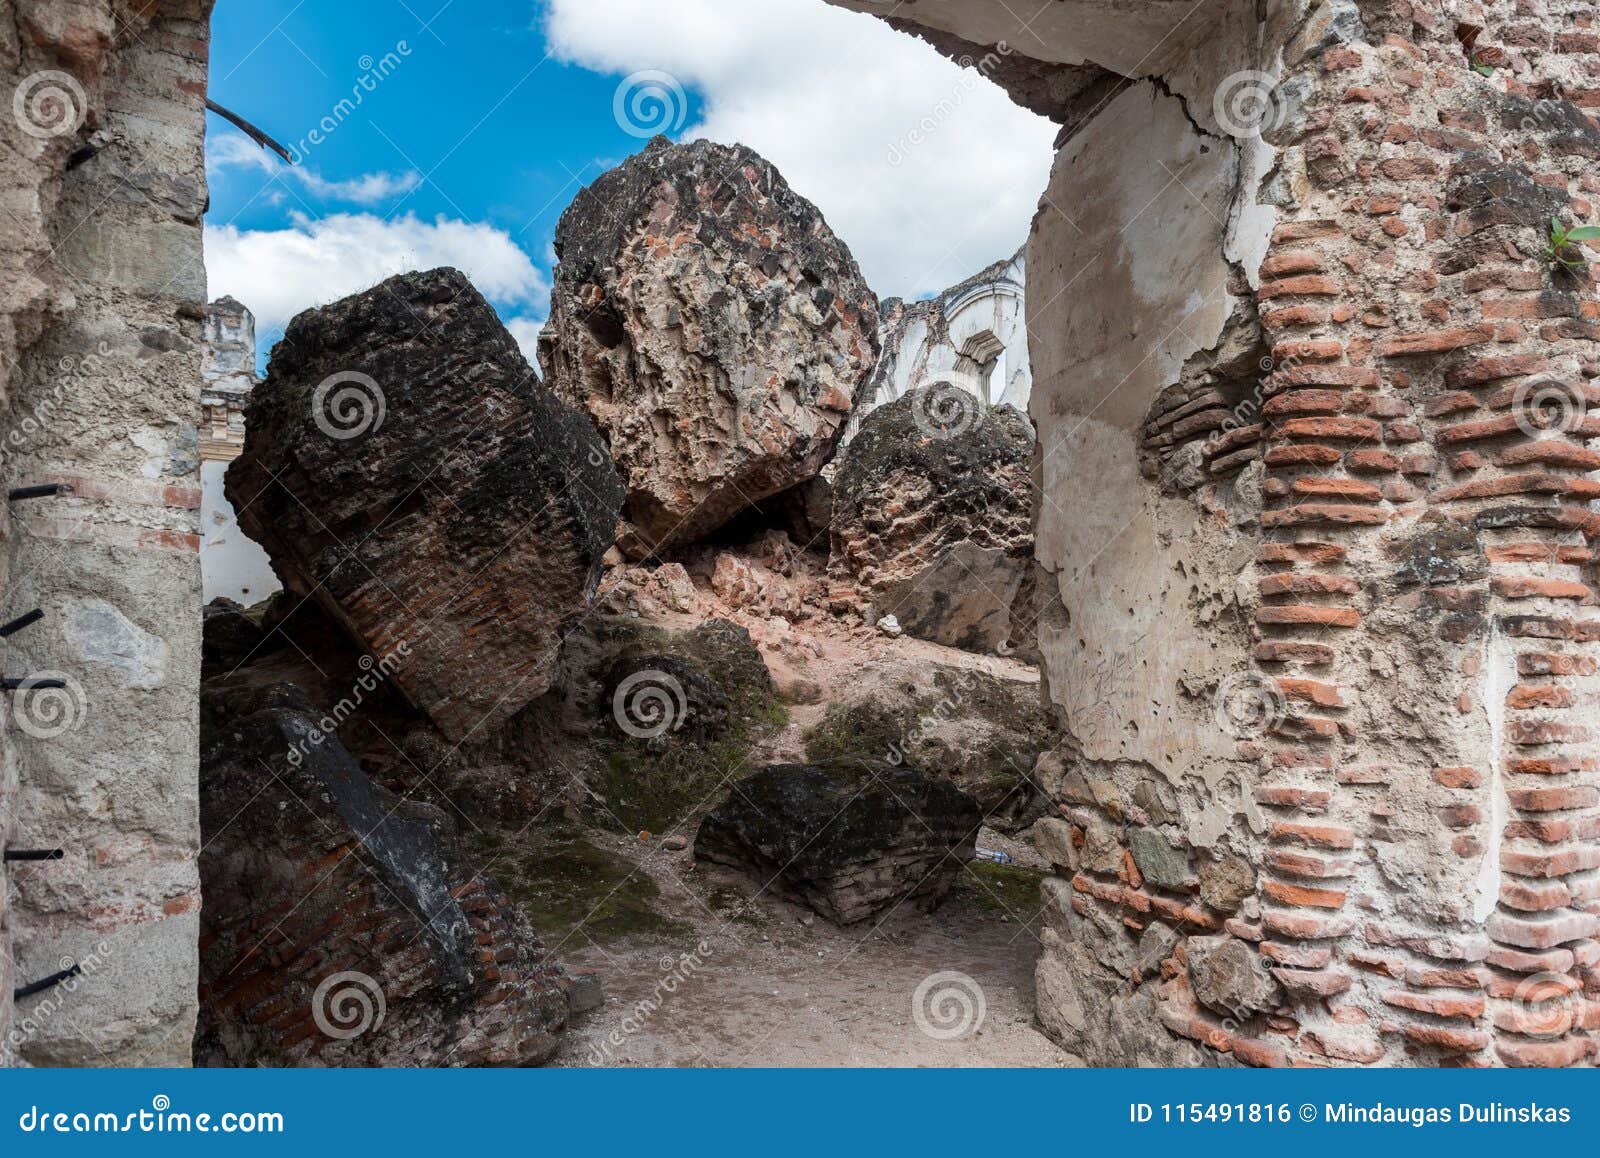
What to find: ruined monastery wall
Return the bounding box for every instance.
[833,0,1600,1067]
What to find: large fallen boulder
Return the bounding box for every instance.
[196,681,572,1066]
[225,268,623,742]
[802,662,1051,831]
[539,136,879,558]
[695,761,980,924]
[830,386,1035,654]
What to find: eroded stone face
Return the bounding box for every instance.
[226,268,623,743]
[830,386,1035,655]
[539,136,879,559]
[196,681,570,1066]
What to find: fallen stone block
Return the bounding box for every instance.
[830,386,1035,655]
[540,136,879,558]
[196,680,570,1067]
[695,760,980,924]
[225,267,623,742]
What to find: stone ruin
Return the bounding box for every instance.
[827,0,1600,1067]
[3,0,1600,1071]
[844,247,1031,443]
[538,135,880,559]
[225,267,624,743]
[199,296,277,605]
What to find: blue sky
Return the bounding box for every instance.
[204,0,1056,371]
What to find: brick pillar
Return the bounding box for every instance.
[1237,0,1600,1066]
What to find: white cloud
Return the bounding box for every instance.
[207,133,421,207]
[543,0,1057,300]
[204,212,549,334]
[503,316,547,364]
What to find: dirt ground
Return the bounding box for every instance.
[538,826,1077,1068]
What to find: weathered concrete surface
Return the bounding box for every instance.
[839,0,1600,1068]
[1,0,210,1066]
[226,268,623,744]
[826,0,1261,134]
[1031,78,1259,822]
[539,136,879,559]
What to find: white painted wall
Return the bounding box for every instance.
[846,249,1030,442]
[200,459,278,605]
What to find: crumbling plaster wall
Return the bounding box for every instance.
[1,0,210,1065]
[835,0,1600,1067]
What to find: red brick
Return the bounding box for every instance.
[1376,325,1496,357]
[1256,605,1363,628]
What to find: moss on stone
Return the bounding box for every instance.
[802,698,916,764]
[595,617,787,833]
[499,831,685,943]
[952,860,1045,917]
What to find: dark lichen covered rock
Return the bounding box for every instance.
[196,680,571,1066]
[201,597,270,677]
[831,385,1035,654]
[802,665,1051,831]
[225,267,623,741]
[602,653,729,744]
[539,136,879,558]
[584,617,783,833]
[695,760,980,924]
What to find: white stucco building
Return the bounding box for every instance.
[199,297,279,605]
[845,247,1030,441]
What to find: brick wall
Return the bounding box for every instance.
[838,0,1600,1066]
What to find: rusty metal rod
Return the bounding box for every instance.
[205,98,294,164]
[14,964,80,1000]
[0,609,44,637]
[7,483,72,501]
[4,849,63,862]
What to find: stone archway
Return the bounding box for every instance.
[830,0,1600,1068]
[955,330,1007,404]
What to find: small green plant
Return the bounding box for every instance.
[1469,58,1495,77]
[1545,216,1600,271]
